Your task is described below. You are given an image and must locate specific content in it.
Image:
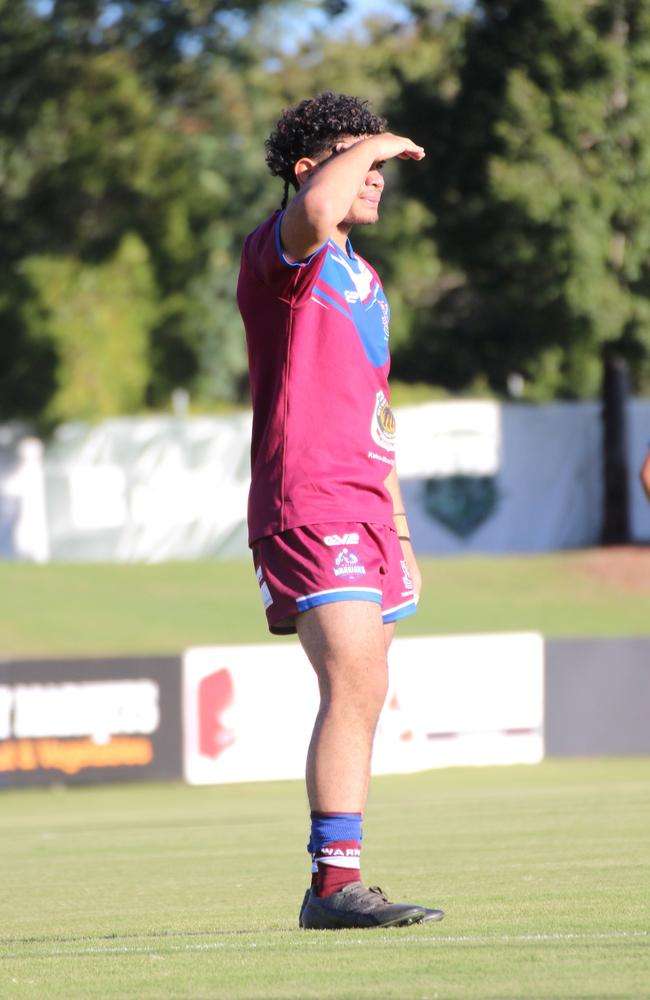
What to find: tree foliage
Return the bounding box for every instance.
[0,0,275,422]
[24,234,156,423]
[2,0,650,426]
[390,0,650,398]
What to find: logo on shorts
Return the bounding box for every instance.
[256,565,273,609]
[370,390,396,452]
[323,533,360,546]
[333,548,366,577]
[400,558,413,593]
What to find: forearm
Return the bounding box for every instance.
[384,465,411,540]
[281,139,381,259]
[385,464,421,598]
[282,132,424,258]
[295,137,383,234]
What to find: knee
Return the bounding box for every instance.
[323,660,388,722]
[367,666,389,712]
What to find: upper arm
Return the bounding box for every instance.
[243,212,325,299]
[280,189,330,263]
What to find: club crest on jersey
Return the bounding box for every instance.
[333,548,366,577]
[323,533,360,546]
[370,390,396,452]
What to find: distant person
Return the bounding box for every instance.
[641,445,650,501]
[237,93,444,930]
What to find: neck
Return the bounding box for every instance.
[333,223,352,252]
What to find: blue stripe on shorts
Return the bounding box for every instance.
[296,587,383,612]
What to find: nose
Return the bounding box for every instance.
[367,168,384,188]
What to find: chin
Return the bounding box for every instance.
[347,208,380,226]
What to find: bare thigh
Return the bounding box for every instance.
[296,600,389,708]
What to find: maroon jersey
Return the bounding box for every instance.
[238,211,396,544]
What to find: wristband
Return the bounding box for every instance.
[398,535,411,542]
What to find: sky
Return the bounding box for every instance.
[31,0,475,54]
[279,0,475,53]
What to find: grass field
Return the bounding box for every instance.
[1,759,648,1000]
[1,547,649,657]
[2,550,648,998]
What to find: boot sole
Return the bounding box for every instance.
[301,906,430,930]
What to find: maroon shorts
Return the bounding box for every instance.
[252,522,417,635]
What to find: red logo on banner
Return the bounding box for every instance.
[198,670,235,758]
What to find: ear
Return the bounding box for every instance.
[294,156,319,188]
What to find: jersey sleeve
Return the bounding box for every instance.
[241,211,327,303]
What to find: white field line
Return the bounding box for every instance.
[1,929,648,960]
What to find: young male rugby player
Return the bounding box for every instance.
[237,92,444,930]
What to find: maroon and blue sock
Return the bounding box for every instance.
[308,811,362,897]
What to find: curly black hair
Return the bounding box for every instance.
[265,92,387,209]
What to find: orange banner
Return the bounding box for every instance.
[0,736,154,775]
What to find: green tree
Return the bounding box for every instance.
[0,0,294,422]
[0,269,59,424]
[24,234,157,423]
[391,0,650,398]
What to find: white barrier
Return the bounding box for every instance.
[182,633,544,785]
[0,428,49,562]
[397,401,605,552]
[1,400,649,560]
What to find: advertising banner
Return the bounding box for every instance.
[372,634,545,773]
[545,638,650,756]
[0,657,182,788]
[183,633,544,785]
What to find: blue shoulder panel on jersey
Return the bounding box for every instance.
[317,245,390,368]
